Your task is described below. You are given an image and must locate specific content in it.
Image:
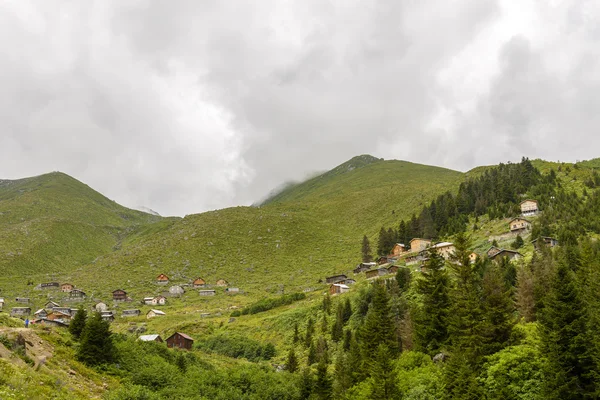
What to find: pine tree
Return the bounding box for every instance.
[540,259,597,399]
[316,336,329,364]
[361,235,373,263]
[415,248,450,354]
[77,312,114,366]
[305,318,315,348]
[299,368,314,400]
[69,306,87,340]
[395,266,411,292]
[342,298,352,323]
[332,353,352,398]
[286,348,298,373]
[313,361,332,400]
[331,306,343,342]
[359,283,398,367]
[377,227,388,256]
[320,313,328,334]
[368,344,400,400]
[481,264,515,356]
[307,340,317,366]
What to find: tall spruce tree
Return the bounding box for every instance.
[359,282,398,367]
[415,248,450,354]
[69,306,87,340]
[368,344,400,400]
[286,348,298,373]
[76,312,114,366]
[313,360,332,400]
[539,257,597,399]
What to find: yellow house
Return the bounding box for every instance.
[509,218,531,232]
[409,238,432,253]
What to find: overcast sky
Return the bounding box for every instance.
[1,1,599,216]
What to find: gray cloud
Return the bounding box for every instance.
[0,1,598,216]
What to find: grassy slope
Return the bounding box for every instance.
[0,172,169,276]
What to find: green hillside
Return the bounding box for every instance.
[0,172,170,276]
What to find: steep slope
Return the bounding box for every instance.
[261,155,465,232]
[0,172,170,276]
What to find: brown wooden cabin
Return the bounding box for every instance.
[509,218,531,233]
[532,236,559,248]
[69,289,86,299]
[409,238,432,253]
[486,246,501,258]
[325,275,347,284]
[216,279,228,287]
[193,277,206,287]
[166,332,194,350]
[156,274,169,285]
[391,243,407,256]
[329,284,350,295]
[354,262,376,274]
[520,199,539,216]
[112,289,128,301]
[490,249,523,262]
[61,283,74,292]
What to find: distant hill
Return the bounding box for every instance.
[0,172,171,276]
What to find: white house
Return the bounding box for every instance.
[146,309,166,319]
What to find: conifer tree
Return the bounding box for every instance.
[359,282,398,367]
[342,298,352,323]
[322,294,332,315]
[395,266,411,292]
[305,318,315,348]
[69,306,87,340]
[331,306,343,342]
[415,248,450,354]
[481,264,515,356]
[299,368,314,400]
[77,312,114,366]
[286,348,298,373]
[332,353,352,398]
[313,360,332,400]
[369,344,400,400]
[307,340,317,366]
[361,235,373,263]
[539,259,597,399]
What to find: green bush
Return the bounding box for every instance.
[195,333,276,362]
[237,293,306,316]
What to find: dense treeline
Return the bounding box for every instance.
[195,333,276,362]
[376,158,555,255]
[280,235,600,399]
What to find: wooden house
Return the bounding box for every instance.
[94,302,108,312]
[35,318,68,328]
[490,249,523,262]
[47,310,72,321]
[216,279,228,287]
[139,334,163,343]
[487,246,501,258]
[122,309,141,317]
[100,311,114,322]
[156,274,169,285]
[377,256,389,265]
[199,290,216,296]
[52,306,72,315]
[193,278,206,288]
[325,275,347,284]
[169,285,185,296]
[10,307,31,316]
[520,200,539,216]
[329,284,350,295]
[15,297,30,304]
[112,289,128,302]
[354,262,376,274]
[391,243,407,256]
[69,289,86,299]
[39,282,59,290]
[146,309,166,319]
[387,265,399,274]
[144,296,166,306]
[225,287,240,293]
[509,218,531,233]
[34,309,47,318]
[166,332,194,350]
[341,278,356,285]
[532,236,559,248]
[61,283,74,292]
[45,301,60,309]
[410,238,432,253]
[366,267,388,279]
[432,242,456,260]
